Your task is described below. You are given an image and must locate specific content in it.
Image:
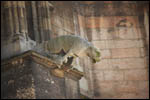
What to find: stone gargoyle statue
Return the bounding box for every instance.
[33,35,101,69]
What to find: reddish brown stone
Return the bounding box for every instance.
[104,70,124,81]
[86,17,100,28]
[124,69,149,81]
[109,58,146,69]
[111,48,141,58]
[100,16,115,28]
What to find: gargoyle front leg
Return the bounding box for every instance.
[66,56,78,72]
[62,49,74,64]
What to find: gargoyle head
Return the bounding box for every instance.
[87,46,101,63]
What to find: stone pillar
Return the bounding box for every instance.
[65,72,80,99]
[31,1,40,43]
[144,5,149,57]
[50,67,84,99]
[1,2,4,40]
[1,1,36,60]
[2,1,28,38]
[37,1,54,42]
[2,1,14,39]
[12,2,19,34]
[45,1,53,40]
[17,1,27,34]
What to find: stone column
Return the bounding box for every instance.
[17,1,27,34]
[144,6,149,57]
[3,1,14,39]
[12,1,19,34]
[1,1,36,60]
[1,2,4,40]
[31,1,40,43]
[3,1,28,37]
[37,1,45,42]
[65,72,81,99]
[45,1,53,40]
[37,1,54,42]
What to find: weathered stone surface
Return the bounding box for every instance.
[1,61,36,99]
[111,48,141,58]
[100,28,119,40]
[109,57,146,69]
[86,17,100,28]
[92,40,107,49]
[1,51,83,99]
[117,27,139,39]
[106,39,144,49]
[104,70,124,81]
[114,16,140,28]
[93,81,118,98]
[124,69,149,81]
[31,62,66,99]
[93,70,104,81]
[65,78,80,99]
[93,59,112,70]
[138,81,149,92]
[86,28,100,41]
[116,81,139,93]
[74,2,138,17]
[100,49,111,59]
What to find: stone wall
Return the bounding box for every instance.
[74,1,149,99]
[48,1,149,99]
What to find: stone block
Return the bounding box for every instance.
[100,28,119,40]
[86,17,100,28]
[117,27,139,39]
[111,48,140,58]
[124,69,149,81]
[140,47,147,57]
[109,58,146,69]
[100,49,111,59]
[115,93,141,99]
[93,59,111,70]
[86,28,101,41]
[103,70,124,81]
[93,81,118,98]
[138,81,149,92]
[115,91,149,99]
[116,81,139,93]
[92,40,107,50]
[93,70,104,81]
[100,16,115,28]
[106,39,144,49]
[1,35,36,60]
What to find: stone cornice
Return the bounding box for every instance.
[1,50,83,80]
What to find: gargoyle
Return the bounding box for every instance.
[33,35,101,68]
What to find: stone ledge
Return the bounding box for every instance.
[1,50,83,80]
